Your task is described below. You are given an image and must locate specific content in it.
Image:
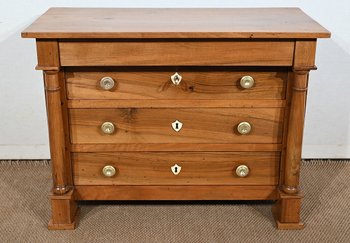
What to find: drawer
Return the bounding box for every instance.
[69,108,284,144]
[65,68,287,100]
[73,152,280,186]
[59,41,294,66]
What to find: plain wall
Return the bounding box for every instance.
[0,0,349,159]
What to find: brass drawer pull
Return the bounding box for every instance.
[171,72,182,85]
[102,165,117,177]
[237,121,252,135]
[100,76,115,90]
[236,165,249,177]
[240,76,254,89]
[101,122,115,134]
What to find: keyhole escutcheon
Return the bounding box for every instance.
[172,120,183,132]
[171,164,182,175]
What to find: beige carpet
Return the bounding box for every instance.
[0,160,349,243]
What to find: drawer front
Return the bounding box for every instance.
[73,152,280,186]
[59,41,294,66]
[69,108,284,144]
[66,69,287,100]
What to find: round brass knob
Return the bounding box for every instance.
[102,165,117,177]
[240,76,254,89]
[101,122,115,134]
[236,165,249,177]
[237,121,252,135]
[100,77,115,90]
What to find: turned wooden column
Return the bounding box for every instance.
[282,70,309,194]
[36,40,78,229]
[273,40,317,229]
[273,69,309,229]
[44,70,71,194]
[36,40,72,194]
[282,40,317,194]
[45,73,78,229]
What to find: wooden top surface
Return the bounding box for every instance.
[22,8,330,39]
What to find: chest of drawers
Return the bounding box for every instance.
[22,8,330,230]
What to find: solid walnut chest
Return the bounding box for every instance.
[22,8,330,230]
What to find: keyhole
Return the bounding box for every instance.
[172,120,182,132]
[174,167,178,173]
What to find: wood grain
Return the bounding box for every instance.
[67,99,286,109]
[59,71,73,185]
[73,152,280,186]
[71,143,282,152]
[283,40,316,194]
[48,190,79,230]
[75,185,278,200]
[36,40,60,70]
[66,70,287,100]
[69,108,284,144]
[44,70,71,194]
[272,190,304,229]
[293,40,317,69]
[283,70,308,194]
[38,40,71,194]
[279,71,294,185]
[59,41,294,66]
[22,8,330,39]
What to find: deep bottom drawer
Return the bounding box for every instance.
[73,152,280,186]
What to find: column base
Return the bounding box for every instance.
[48,208,80,230]
[272,189,304,230]
[48,189,79,230]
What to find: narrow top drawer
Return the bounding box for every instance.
[59,41,294,66]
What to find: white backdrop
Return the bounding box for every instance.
[0,1,349,159]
